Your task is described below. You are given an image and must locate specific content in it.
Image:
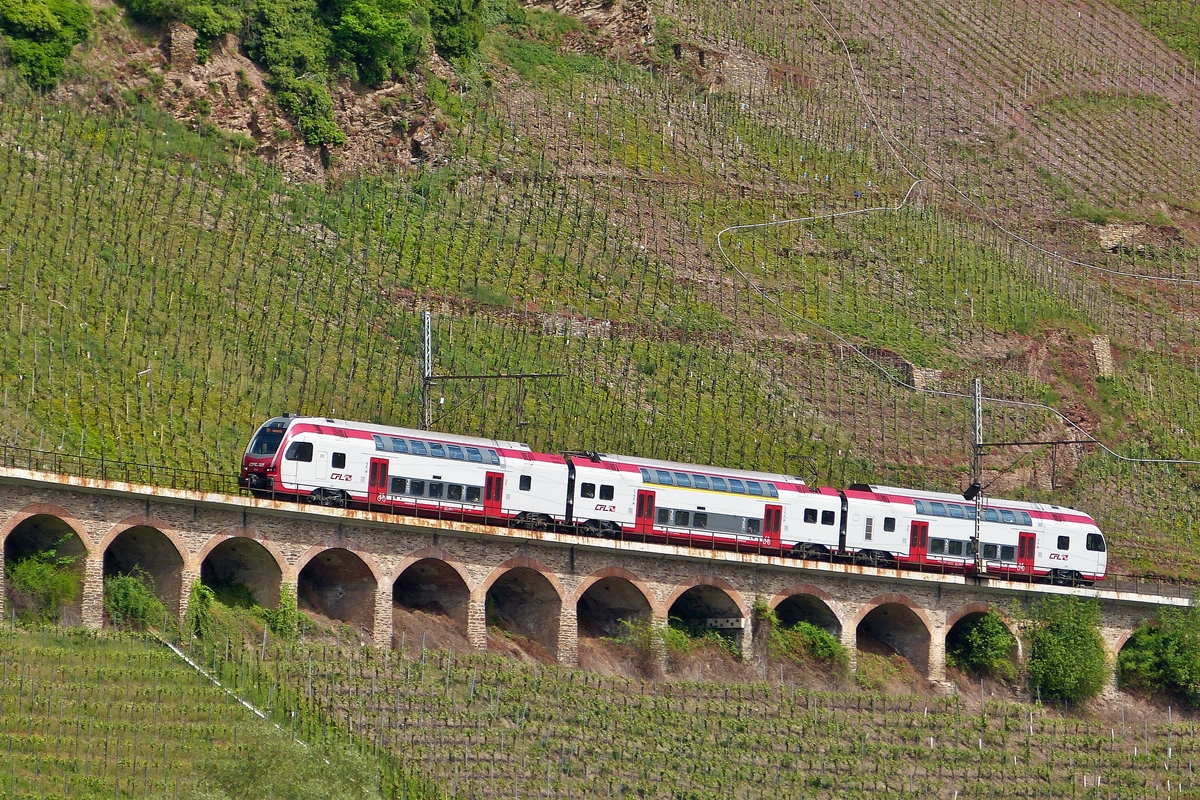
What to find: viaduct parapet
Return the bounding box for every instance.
[0,467,1190,688]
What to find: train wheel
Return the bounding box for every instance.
[308,488,348,508]
[791,543,827,560]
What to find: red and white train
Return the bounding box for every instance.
[240,415,1108,584]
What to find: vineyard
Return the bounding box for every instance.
[0,0,1199,589]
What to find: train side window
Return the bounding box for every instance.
[983,508,999,522]
[466,486,481,503]
[694,513,708,529]
[656,470,674,485]
[949,505,965,519]
[746,518,761,536]
[410,441,427,456]
[864,517,874,541]
[409,480,425,495]
[332,452,346,469]
[804,508,817,524]
[519,475,532,491]
[675,511,690,526]
[391,438,408,453]
[883,517,896,532]
[1057,535,1070,550]
[599,485,614,500]
[747,481,763,496]
[1086,533,1106,552]
[373,435,386,451]
[964,506,976,520]
[766,483,779,498]
[657,508,670,525]
[693,475,709,490]
[948,540,964,556]
[729,479,745,493]
[466,447,482,462]
[1001,545,1016,561]
[711,477,727,492]
[983,543,998,560]
[1020,512,1032,525]
[930,502,947,516]
[581,483,596,499]
[930,538,946,555]
[1000,510,1017,524]
[821,510,835,526]
[448,484,463,501]
[428,482,444,499]
[284,442,313,462]
[448,445,465,460]
[913,499,926,514]
[488,450,501,465]
[429,443,446,458]
[674,473,691,487]
[389,477,406,495]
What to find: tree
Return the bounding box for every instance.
[427,0,482,59]
[1026,596,1108,704]
[946,610,1017,680]
[328,0,419,85]
[0,0,91,88]
[1118,605,1200,707]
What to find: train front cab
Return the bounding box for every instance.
[240,417,293,494]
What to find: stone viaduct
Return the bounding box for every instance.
[0,466,1191,686]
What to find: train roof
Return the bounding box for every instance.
[861,484,1094,520]
[277,416,534,453]
[589,452,807,487]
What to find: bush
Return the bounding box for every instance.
[4,540,82,624]
[428,0,483,58]
[262,582,300,640]
[769,621,850,671]
[1026,596,1108,704]
[328,0,420,85]
[183,580,216,640]
[0,0,92,88]
[1118,605,1200,706]
[103,568,167,630]
[946,610,1017,680]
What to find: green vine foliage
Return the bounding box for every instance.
[0,0,91,88]
[4,538,82,624]
[946,610,1017,681]
[1118,604,1200,707]
[1026,596,1109,704]
[263,582,300,640]
[183,580,217,640]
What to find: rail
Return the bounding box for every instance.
[0,444,1194,600]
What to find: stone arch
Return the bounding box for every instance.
[198,530,285,609]
[392,549,472,629]
[102,521,188,618]
[574,568,655,638]
[770,584,844,635]
[945,601,1023,664]
[296,547,380,634]
[479,558,563,657]
[855,593,933,676]
[666,578,747,648]
[2,507,91,625]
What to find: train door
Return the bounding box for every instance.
[909,521,929,564]
[368,458,389,506]
[763,505,783,547]
[635,490,656,534]
[1017,531,1037,575]
[484,472,504,518]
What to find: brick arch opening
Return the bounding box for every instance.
[857,601,931,676]
[297,548,377,634]
[577,577,652,638]
[486,567,561,656]
[4,514,89,625]
[774,593,841,636]
[393,558,470,629]
[668,584,744,648]
[103,526,186,618]
[200,537,282,609]
[945,604,1022,669]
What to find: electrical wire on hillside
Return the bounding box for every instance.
[714,0,1200,468]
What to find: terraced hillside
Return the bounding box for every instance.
[0,0,1198,579]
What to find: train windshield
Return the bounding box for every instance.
[248,420,289,456]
